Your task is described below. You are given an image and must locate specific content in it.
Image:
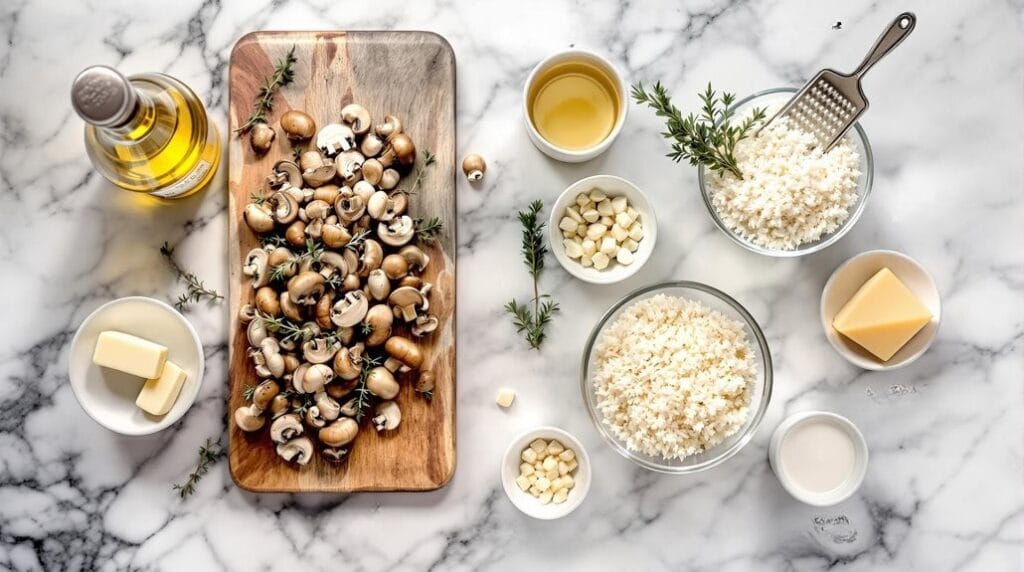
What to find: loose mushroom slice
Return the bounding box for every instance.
[305,406,327,429]
[315,123,355,156]
[269,394,292,418]
[332,344,362,380]
[315,391,341,421]
[280,110,316,141]
[267,160,303,190]
[381,254,409,281]
[268,190,300,224]
[303,337,341,364]
[320,418,359,447]
[298,363,334,394]
[384,336,424,372]
[333,195,365,224]
[299,151,336,188]
[362,158,384,185]
[322,447,349,463]
[255,286,280,318]
[234,404,266,432]
[378,216,415,247]
[363,304,393,347]
[238,304,258,324]
[321,224,352,249]
[276,437,314,465]
[360,133,384,158]
[373,401,401,432]
[387,190,409,218]
[280,292,304,322]
[243,248,271,288]
[244,204,275,233]
[315,292,334,330]
[399,245,430,272]
[287,271,326,306]
[257,338,286,378]
[411,314,439,337]
[247,316,269,346]
[270,413,304,444]
[389,286,424,322]
[331,290,369,327]
[318,251,349,280]
[365,366,399,400]
[340,104,372,135]
[336,150,365,185]
[375,115,402,139]
[416,370,436,395]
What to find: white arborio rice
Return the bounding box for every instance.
[593,294,756,460]
[705,107,861,250]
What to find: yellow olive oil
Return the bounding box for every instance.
[528,60,619,150]
[73,67,220,199]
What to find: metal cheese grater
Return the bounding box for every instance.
[759,12,916,152]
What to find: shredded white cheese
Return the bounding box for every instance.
[705,109,861,250]
[593,294,756,460]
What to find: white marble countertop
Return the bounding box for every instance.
[1,1,1022,570]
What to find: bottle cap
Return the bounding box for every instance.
[71,66,138,127]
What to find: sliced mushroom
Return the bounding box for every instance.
[303,199,332,221]
[243,248,271,288]
[318,251,349,279]
[462,154,487,181]
[384,335,423,372]
[322,447,349,462]
[336,149,365,185]
[331,290,369,328]
[268,191,300,224]
[397,275,423,289]
[276,436,314,465]
[303,337,341,364]
[305,406,327,429]
[238,304,258,324]
[268,160,303,190]
[270,413,304,444]
[315,293,334,330]
[257,337,286,378]
[364,304,394,347]
[280,292,304,322]
[320,417,359,447]
[389,286,424,322]
[244,204,275,234]
[255,286,281,317]
[373,401,402,431]
[387,190,409,218]
[247,317,269,346]
[399,245,430,272]
[375,114,402,139]
[280,110,316,141]
[288,271,326,306]
[315,123,356,156]
[315,391,341,422]
[411,314,439,337]
[296,363,333,394]
[333,195,365,224]
[360,132,384,158]
[234,404,266,432]
[358,239,383,277]
[332,344,363,381]
[367,269,391,302]
[313,184,341,204]
[338,397,360,417]
[365,366,399,400]
[321,224,352,249]
[299,151,336,188]
[378,216,415,247]
[341,104,371,135]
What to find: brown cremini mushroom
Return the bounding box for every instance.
[280,110,316,141]
[462,154,486,181]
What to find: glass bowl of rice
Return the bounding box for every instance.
[581,281,773,474]
[697,87,874,257]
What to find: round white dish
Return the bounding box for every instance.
[820,249,941,370]
[68,296,205,436]
[521,49,628,163]
[548,175,657,284]
[768,411,869,506]
[501,426,591,520]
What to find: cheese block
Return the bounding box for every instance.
[832,268,932,361]
[136,361,188,416]
[93,331,168,378]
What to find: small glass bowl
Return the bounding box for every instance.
[580,282,773,474]
[698,87,874,257]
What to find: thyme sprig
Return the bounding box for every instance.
[631,82,766,179]
[504,200,559,350]
[409,149,436,194]
[352,353,383,422]
[160,242,224,311]
[259,313,309,343]
[345,229,371,251]
[236,45,298,134]
[415,217,444,244]
[174,438,225,499]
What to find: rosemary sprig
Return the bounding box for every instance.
[409,149,436,194]
[292,393,316,416]
[160,242,224,311]
[261,234,289,248]
[242,384,255,401]
[504,200,559,350]
[259,313,307,343]
[415,217,444,244]
[173,438,225,499]
[305,238,323,262]
[236,45,298,134]
[352,353,382,422]
[291,145,303,162]
[631,82,766,179]
[345,229,371,251]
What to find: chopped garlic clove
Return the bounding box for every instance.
[586,223,607,240]
[597,199,614,216]
[623,238,639,253]
[614,212,632,228]
[581,239,597,256]
[628,221,644,241]
[542,456,558,472]
[599,237,618,256]
[616,248,635,265]
[558,449,575,462]
[611,196,628,214]
[575,193,590,207]
[522,448,538,464]
[539,490,553,505]
[580,255,593,268]
[546,440,564,455]
[582,209,600,223]
[535,476,551,492]
[558,217,578,233]
[496,387,516,408]
[529,485,542,497]
[610,224,628,243]
[566,206,583,223]
[520,462,534,476]
[515,475,531,491]
[592,252,610,270]
[558,461,570,475]
[562,474,575,489]
[589,189,607,202]
[552,488,569,504]
[564,239,583,259]
[530,439,548,454]
[600,215,614,227]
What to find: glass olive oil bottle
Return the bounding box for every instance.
[71,66,220,199]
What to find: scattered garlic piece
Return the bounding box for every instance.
[496,387,516,408]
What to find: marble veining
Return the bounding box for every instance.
[0,0,1022,570]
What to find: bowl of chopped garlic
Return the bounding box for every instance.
[501,427,591,519]
[698,87,874,257]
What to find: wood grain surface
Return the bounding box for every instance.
[227,31,456,492]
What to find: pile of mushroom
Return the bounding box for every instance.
[234,105,440,466]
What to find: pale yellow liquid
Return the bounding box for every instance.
[528,61,619,151]
[85,74,220,199]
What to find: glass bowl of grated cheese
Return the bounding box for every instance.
[581,281,773,474]
[697,87,874,257]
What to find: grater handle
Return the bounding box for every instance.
[851,12,916,79]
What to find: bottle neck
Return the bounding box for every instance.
[99,89,157,141]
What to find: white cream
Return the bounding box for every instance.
[779,420,856,493]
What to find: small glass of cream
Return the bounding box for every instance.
[768,411,869,506]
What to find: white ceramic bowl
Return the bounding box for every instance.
[549,175,657,284]
[820,250,940,370]
[68,296,205,435]
[768,411,869,506]
[501,427,591,520]
[522,49,628,163]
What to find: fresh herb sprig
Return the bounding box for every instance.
[504,200,559,350]
[160,242,224,311]
[174,438,225,499]
[352,353,382,422]
[236,45,298,134]
[409,149,436,194]
[631,82,766,179]
[415,217,444,244]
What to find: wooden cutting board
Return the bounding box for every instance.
[227,31,456,492]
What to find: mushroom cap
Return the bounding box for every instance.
[318,251,349,277]
[398,245,430,271]
[365,366,399,400]
[411,314,439,337]
[378,216,415,247]
[247,316,270,347]
[389,286,425,322]
[243,247,271,288]
[288,271,326,306]
[362,158,384,186]
[270,413,304,444]
[373,400,402,431]
[332,345,363,381]
[358,239,384,277]
[319,417,359,447]
[280,292,304,322]
[269,160,303,189]
[280,110,316,140]
[276,436,314,465]
[375,114,402,139]
[321,224,351,249]
[366,190,391,221]
[331,290,369,328]
[315,123,356,156]
[462,153,487,181]
[255,286,281,318]
[269,191,300,224]
[364,304,394,346]
[244,204,275,234]
[381,254,409,280]
[387,133,417,166]
[269,394,292,418]
[315,391,341,421]
[367,269,391,302]
[384,336,424,369]
[360,133,384,158]
[301,363,334,394]
[379,168,401,190]
[304,406,327,429]
[234,404,266,432]
[302,337,341,364]
[341,104,372,135]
